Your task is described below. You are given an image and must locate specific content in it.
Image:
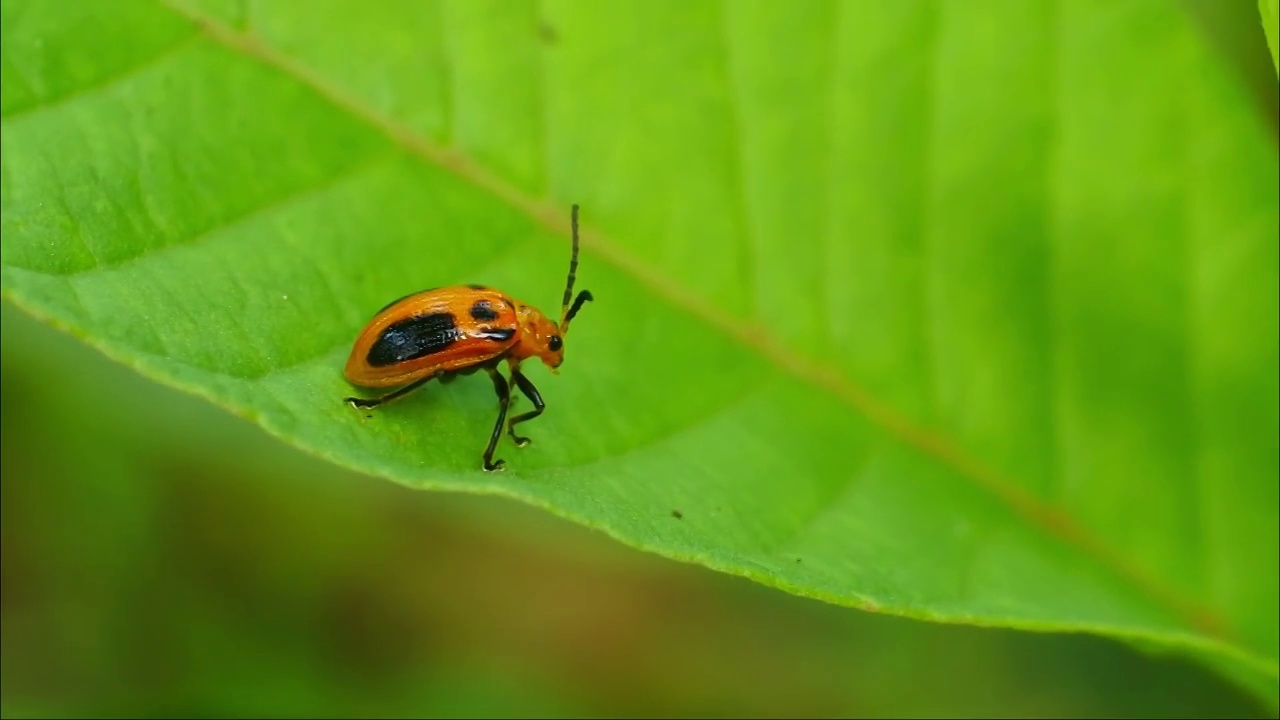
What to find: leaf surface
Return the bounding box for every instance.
[1263,0,1279,73]
[2,0,1276,704]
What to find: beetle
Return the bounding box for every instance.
[342,204,594,472]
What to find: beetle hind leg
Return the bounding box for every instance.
[345,376,431,410]
[482,367,511,472]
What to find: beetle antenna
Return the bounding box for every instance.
[559,204,593,333]
[564,289,593,330]
[560,204,581,319]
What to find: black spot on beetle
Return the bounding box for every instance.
[477,327,516,343]
[367,312,461,366]
[470,300,499,322]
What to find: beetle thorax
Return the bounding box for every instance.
[514,304,565,369]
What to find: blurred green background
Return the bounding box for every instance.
[3,0,1278,717]
[1,295,1272,718]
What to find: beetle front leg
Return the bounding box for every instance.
[506,368,546,448]
[482,367,511,472]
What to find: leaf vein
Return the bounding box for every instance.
[57,152,396,278]
[0,33,202,122]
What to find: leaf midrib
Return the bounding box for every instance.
[53,0,1261,669]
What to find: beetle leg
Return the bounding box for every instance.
[482,367,511,472]
[506,368,546,448]
[345,376,432,410]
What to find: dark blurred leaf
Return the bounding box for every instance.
[2,0,1276,707]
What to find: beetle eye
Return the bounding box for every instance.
[548,335,563,352]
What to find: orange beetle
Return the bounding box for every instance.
[343,204,594,471]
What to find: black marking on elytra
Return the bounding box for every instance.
[367,312,461,366]
[470,299,499,322]
[467,283,489,291]
[477,327,516,343]
[376,287,438,315]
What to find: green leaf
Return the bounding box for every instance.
[1263,0,1280,73]
[3,0,1276,707]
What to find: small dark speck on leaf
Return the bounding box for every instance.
[671,509,683,519]
[538,20,558,43]
[795,558,802,563]
[365,414,373,420]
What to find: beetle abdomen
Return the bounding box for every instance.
[367,312,461,367]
